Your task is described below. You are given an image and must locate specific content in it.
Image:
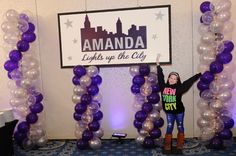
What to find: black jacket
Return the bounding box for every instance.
[157,65,201,114]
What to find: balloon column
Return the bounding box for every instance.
[130,64,164,148]
[1,9,47,149]
[197,0,234,149]
[72,65,103,150]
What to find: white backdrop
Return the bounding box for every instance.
[0,0,236,139]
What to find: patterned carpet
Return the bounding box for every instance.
[14,138,236,156]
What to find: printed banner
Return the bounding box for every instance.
[58,5,172,67]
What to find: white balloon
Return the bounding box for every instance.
[5,9,19,22]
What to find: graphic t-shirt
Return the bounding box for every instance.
[157,65,201,114]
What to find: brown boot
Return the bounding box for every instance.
[164,134,172,151]
[176,133,185,150]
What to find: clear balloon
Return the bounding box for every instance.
[216,11,231,22]
[22,138,35,150]
[36,135,48,147]
[18,19,29,32]
[148,110,160,121]
[5,9,19,22]
[197,117,210,128]
[93,93,103,103]
[79,75,92,87]
[135,135,145,144]
[201,32,215,44]
[210,118,224,133]
[75,129,83,139]
[199,51,216,65]
[199,126,215,141]
[209,99,223,112]
[139,129,149,136]
[198,24,210,35]
[217,90,232,102]
[142,120,154,132]
[212,0,232,13]
[140,83,152,96]
[201,109,217,120]
[3,32,20,44]
[197,43,214,55]
[210,20,224,33]
[1,21,18,33]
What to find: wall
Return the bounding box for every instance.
[0,0,235,139]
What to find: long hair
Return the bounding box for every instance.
[166,72,182,85]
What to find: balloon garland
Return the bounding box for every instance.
[72,65,103,150]
[197,0,234,149]
[130,64,164,148]
[1,9,47,149]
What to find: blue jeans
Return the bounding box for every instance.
[166,113,185,134]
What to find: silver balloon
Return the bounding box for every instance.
[152,103,162,111]
[199,126,215,141]
[217,90,232,102]
[25,68,40,80]
[135,135,145,144]
[22,138,35,150]
[72,94,81,104]
[209,99,223,112]
[75,130,83,139]
[89,137,102,149]
[201,32,215,44]
[87,101,100,113]
[73,86,87,96]
[142,120,154,132]
[201,109,217,120]
[197,117,210,128]
[79,75,92,87]
[36,135,48,147]
[129,66,140,76]
[148,110,160,121]
[139,129,149,136]
[86,66,99,77]
[93,93,103,103]
[197,99,209,110]
[216,11,231,22]
[210,20,224,33]
[94,129,104,138]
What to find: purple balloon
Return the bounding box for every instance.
[29,103,44,113]
[93,111,103,121]
[76,139,89,150]
[132,75,145,86]
[74,103,87,114]
[88,121,100,131]
[81,94,92,104]
[133,120,142,129]
[147,93,160,104]
[139,64,150,76]
[151,84,160,93]
[222,117,234,129]
[154,117,164,128]
[222,41,234,53]
[209,137,223,149]
[72,76,80,85]
[4,60,18,72]
[219,128,232,140]
[91,75,102,85]
[26,22,35,33]
[82,129,93,141]
[143,137,155,148]
[14,131,27,142]
[21,32,36,42]
[135,110,147,122]
[9,50,22,62]
[200,71,214,84]
[26,113,38,124]
[19,13,29,21]
[142,102,153,113]
[73,65,86,77]
[87,85,99,96]
[210,61,224,74]
[197,80,209,91]
[131,84,140,94]
[216,53,232,64]
[200,1,211,13]
[17,121,30,133]
[150,128,162,139]
[17,40,30,52]
[73,112,82,121]
[35,93,43,103]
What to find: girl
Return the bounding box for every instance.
[156,56,201,152]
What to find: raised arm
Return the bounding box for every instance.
[179,73,202,94]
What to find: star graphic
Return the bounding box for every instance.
[64,19,72,28]
[67,56,72,60]
[152,34,157,40]
[73,39,77,44]
[155,11,164,20]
